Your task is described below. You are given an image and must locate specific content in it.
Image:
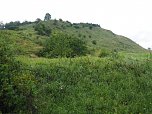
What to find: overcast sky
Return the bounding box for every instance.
[0,0,152,49]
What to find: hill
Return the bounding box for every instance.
[1,19,145,56]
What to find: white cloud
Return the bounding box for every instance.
[0,0,152,49]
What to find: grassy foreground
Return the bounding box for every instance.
[16,55,152,114]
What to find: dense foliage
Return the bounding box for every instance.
[16,55,152,114]
[0,31,37,113]
[5,21,32,30]
[38,32,88,58]
[34,22,52,36]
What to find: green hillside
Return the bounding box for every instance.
[5,19,145,56]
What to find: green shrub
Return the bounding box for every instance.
[12,73,37,113]
[34,22,52,36]
[38,32,88,58]
[0,31,37,113]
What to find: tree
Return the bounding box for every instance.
[22,20,32,25]
[59,18,63,22]
[5,21,21,30]
[35,18,42,23]
[38,32,88,58]
[44,13,51,21]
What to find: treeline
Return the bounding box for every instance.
[0,13,51,30]
[0,21,33,30]
[0,21,32,30]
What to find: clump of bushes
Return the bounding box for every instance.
[34,22,52,36]
[0,31,37,113]
[38,32,88,58]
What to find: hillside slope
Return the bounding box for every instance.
[21,20,145,52]
[1,19,146,56]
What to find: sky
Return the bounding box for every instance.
[0,0,152,49]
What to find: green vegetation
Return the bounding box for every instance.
[11,18,145,54]
[5,21,32,30]
[92,40,97,45]
[0,31,37,113]
[0,14,151,113]
[15,55,152,113]
[34,21,52,36]
[38,32,88,58]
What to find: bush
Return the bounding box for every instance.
[0,31,37,113]
[34,22,52,36]
[38,32,88,58]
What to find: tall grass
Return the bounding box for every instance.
[16,55,152,113]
